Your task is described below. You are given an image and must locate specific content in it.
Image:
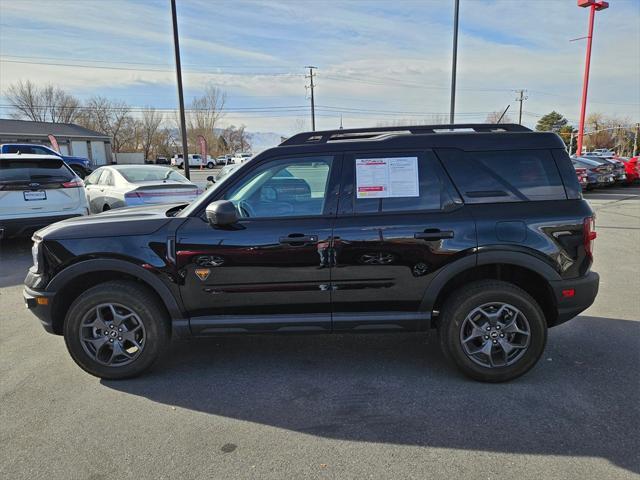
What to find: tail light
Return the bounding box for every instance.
[125,189,199,199]
[583,216,597,260]
[62,179,84,188]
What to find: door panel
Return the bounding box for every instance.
[176,153,340,332]
[331,150,476,330]
[177,217,333,319]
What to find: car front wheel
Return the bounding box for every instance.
[63,280,169,379]
[438,280,547,382]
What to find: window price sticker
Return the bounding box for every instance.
[356,157,419,198]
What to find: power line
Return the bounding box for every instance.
[0,58,303,77]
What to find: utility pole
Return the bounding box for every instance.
[633,122,639,157]
[569,129,576,156]
[515,89,528,125]
[449,0,460,125]
[171,0,190,180]
[305,66,317,131]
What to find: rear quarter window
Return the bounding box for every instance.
[437,149,567,203]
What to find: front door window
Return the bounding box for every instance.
[224,156,333,218]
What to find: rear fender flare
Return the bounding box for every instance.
[419,250,561,312]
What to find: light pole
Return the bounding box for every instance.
[576,0,609,157]
[449,0,460,125]
[171,0,191,180]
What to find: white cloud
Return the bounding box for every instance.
[0,0,638,135]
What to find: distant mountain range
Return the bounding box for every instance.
[168,128,286,154]
[246,131,285,153]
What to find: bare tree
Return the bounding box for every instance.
[486,111,513,124]
[6,80,81,123]
[77,97,135,158]
[154,127,177,158]
[140,107,164,161]
[220,125,251,154]
[186,85,226,155]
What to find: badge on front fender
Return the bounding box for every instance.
[195,268,210,281]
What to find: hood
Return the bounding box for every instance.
[35,203,188,240]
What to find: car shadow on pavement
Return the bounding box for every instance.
[103,315,640,474]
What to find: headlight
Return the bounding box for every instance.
[31,239,42,273]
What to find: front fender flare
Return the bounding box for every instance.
[47,258,189,336]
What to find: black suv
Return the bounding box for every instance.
[23,124,599,382]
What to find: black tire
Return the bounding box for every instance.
[178,164,184,169]
[63,280,170,379]
[438,280,547,383]
[102,204,110,212]
[207,162,214,169]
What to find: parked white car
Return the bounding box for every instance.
[84,165,201,214]
[0,154,89,239]
[170,154,217,169]
[232,152,253,164]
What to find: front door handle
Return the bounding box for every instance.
[279,234,318,245]
[414,230,454,240]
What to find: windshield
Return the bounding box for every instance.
[118,167,190,183]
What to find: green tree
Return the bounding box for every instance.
[558,124,576,152]
[535,111,568,133]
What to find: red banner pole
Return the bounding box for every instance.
[576,4,596,157]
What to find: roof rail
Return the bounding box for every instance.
[279,123,531,146]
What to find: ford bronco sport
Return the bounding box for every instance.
[23,124,599,382]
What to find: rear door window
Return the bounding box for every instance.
[0,157,74,189]
[437,149,566,203]
[98,170,115,186]
[341,151,459,215]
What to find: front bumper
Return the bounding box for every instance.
[0,214,82,239]
[549,271,600,326]
[23,285,57,334]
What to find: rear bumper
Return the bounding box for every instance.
[0,214,83,239]
[23,285,57,334]
[549,271,600,326]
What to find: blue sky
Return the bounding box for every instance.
[0,0,639,135]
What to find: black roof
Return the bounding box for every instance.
[0,118,109,140]
[275,124,565,154]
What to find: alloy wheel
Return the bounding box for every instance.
[79,303,146,367]
[459,302,531,368]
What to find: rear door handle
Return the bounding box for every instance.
[414,230,454,240]
[279,234,318,245]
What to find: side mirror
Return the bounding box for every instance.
[205,200,237,227]
[206,175,215,183]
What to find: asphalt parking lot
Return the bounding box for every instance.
[1,187,638,480]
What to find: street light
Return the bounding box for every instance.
[576,0,609,156]
[449,0,460,125]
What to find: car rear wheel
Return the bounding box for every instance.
[63,280,169,379]
[207,162,214,169]
[438,280,547,382]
